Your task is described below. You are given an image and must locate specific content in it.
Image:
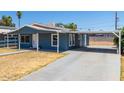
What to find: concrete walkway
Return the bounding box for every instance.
[20,48,120,81]
[0,50,30,56]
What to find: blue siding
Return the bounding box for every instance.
[59,34,68,51]
[17,26,39,34]
[39,33,69,51]
[39,33,56,50]
[75,34,79,47]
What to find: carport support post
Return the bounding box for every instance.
[57,32,59,53]
[119,30,121,55]
[18,34,20,50]
[6,34,9,48]
[36,33,39,52]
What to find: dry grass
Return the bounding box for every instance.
[121,56,124,80]
[0,48,18,54]
[0,51,65,81]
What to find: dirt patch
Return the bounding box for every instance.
[89,41,114,46]
[0,51,65,81]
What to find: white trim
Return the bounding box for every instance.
[57,32,59,53]
[7,34,9,48]
[84,34,87,47]
[119,30,121,55]
[36,33,39,52]
[18,34,20,50]
[51,34,57,47]
[69,34,72,47]
[112,32,119,38]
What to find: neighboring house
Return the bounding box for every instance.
[0,26,17,47]
[10,23,89,52]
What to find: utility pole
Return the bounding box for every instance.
[115,11,118,30]
[115,12,121,55]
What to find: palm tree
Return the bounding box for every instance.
[16,11,22,28]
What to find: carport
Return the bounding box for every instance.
[79,30,120,54]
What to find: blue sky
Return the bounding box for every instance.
[0,11,124,31]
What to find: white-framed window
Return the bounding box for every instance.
[69,34,75,47]
[21,35,30,44]
[51,34,58,47]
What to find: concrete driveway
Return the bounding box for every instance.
[20,47,120,81]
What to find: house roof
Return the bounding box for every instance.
[10,23,119,34]
[0,26,16,34]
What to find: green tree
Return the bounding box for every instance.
[0,15,15,27]
[64,23,77,31]
[56,22,77,31]
[16,11,22,28]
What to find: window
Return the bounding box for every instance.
[51,34,57,47]
[69,34,75,47]
[21,35,30,43]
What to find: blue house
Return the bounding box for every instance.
[10,23,89,52]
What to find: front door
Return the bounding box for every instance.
[32,34,38,48]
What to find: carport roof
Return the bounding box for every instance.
[9,23,119,34]
[0,26,16,34]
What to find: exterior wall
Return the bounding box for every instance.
[39,33,56,50]
[59,33,69,51]
[39,33,69,51]
[19,33,83,51]
[75,34,79,47]
[17,26,39,34]
[75,34,85,48]
[86,34,89,46]
[0,34,5,47]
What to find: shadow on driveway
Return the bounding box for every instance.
[70,47,117,54]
